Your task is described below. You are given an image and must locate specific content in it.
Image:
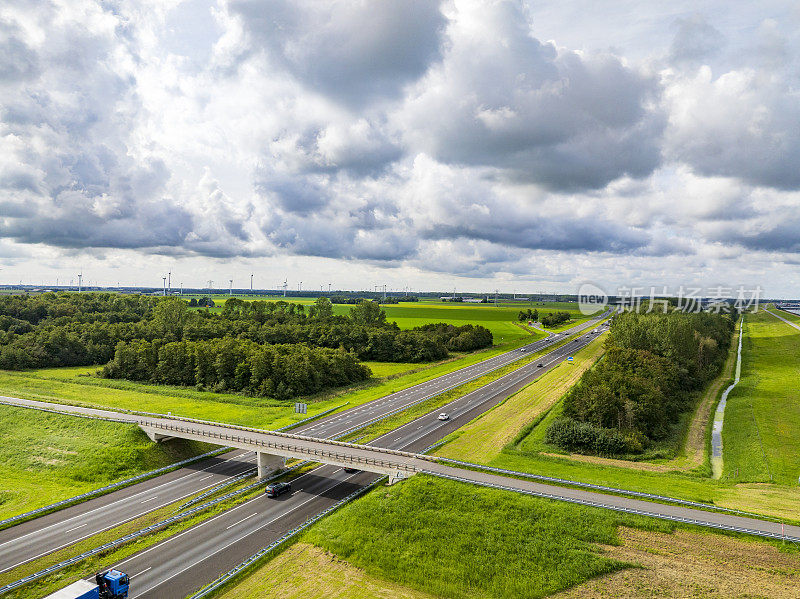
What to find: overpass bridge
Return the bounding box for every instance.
[138,416,421,484]
[3,396,800,544]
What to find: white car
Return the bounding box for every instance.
[438,413,450,421]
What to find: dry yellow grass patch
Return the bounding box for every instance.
[555,527,800,598]
[215,542,436,599]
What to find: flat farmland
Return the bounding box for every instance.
[188,297,592,346]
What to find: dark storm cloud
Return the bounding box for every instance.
[228,0,446,107]
[0,199,193,250]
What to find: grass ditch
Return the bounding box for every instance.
[426,316,800,523]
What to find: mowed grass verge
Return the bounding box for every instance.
[435,333,607,463]
[300,475,674,599]
[722,311,800,484]
[0,404,215,520]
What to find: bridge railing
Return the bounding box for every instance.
[138,418,418,473]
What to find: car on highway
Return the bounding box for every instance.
[343,467,359,473]
[537,363,543,368]
[438,413,450,421]
[264,481,292,498]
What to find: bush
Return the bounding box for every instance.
[545,417,643,456]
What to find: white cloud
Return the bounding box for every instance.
[1,0,800,296]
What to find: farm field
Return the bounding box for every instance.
[187,296,594,346]
[722,311,800,484]
[0,404,213,520]
[0,298,585,431]
[0,326,546,431]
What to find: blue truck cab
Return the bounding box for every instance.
[97,569,129,599]
[44,569,129,599]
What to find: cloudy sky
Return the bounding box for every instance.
[1,0,799,297]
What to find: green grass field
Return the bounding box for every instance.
[429,314,800,521]
[188,298,594,346]
[0,404,214,520]
[299,475,672,599]
[722,311,800,484]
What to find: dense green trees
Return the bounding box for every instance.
[540,311,571,327]
[517,309,539,322]
[547,310,735,455]
[102,339,370,398]
[0,293,493,399]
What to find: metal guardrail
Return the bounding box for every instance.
[423,470,800,544]
[276,402,350,431]
[0,446,232,530]
[431,456,778,520]
[178,468,258,510]
[187,475,387,599]
[137,418,421,472]
[0,398,133,424]
[0,465,303,596]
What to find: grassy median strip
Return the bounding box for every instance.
[341,330,601,445]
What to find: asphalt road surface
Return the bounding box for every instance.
[0,313,609,574]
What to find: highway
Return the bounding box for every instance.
[5,315,798,599]
[99,322,800,599]
[98,324,613,599]
[770,307,800,332]
[0,312,609,576]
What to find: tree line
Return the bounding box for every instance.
[546,310,735,455]
[540,311,571,327]
[102,338,370,398]
[0,293,493,399]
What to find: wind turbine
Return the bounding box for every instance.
[167,271,171,294]
[298,281,302,292]
[77,272,83,292]
[229,279,233,296]
[282,279,288,297]
[250,273,253,292]
[162,276,167,296]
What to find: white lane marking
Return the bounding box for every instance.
[129,472,357,599]
[130,567,151,579]
[140,497,158,504]
[225,513,258,530]
[64,523,87,533]
[0,456,256,574]
[114,466,327,570]
[0,452,251,552]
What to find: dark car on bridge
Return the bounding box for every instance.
[265,482,292,498]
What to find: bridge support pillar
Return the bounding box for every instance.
[387,471,410,486]
[141,427,173,443]
[257,452,285,479]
